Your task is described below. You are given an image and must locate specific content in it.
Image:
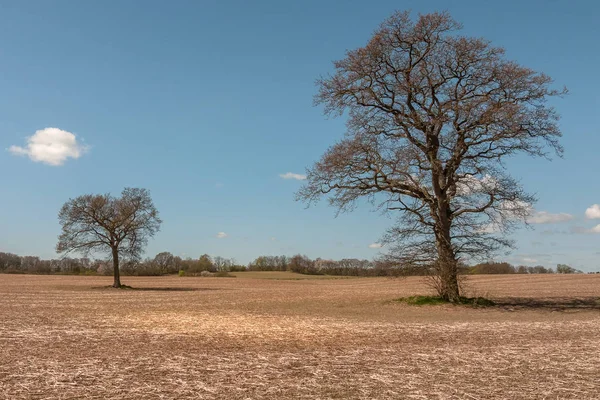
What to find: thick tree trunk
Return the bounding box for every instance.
[111,247,121,288]
[436,237,460,302]
[428,152,460,302]
[434,207,460,302]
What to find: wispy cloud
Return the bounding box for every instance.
[527,211,573,224]
[570,225,600,234]
[9,127,88,166]
[279,172,306,180]
[368,243,383,249]
[495,202,573,225]
[585,204,600,219]
[216,232,228,239]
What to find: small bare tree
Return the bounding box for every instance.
[298,11,564,302]
[153,251,176,274]
[57,188,162,288]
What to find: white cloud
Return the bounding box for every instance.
[279,172,306,180]
[585,204,600,219]
[499,199,532,215]
[455,176,572,225]
[216,232,228,239]
[270,237,277,241]
[578,224,600,234]
[570,224,600,234]
[8,127,88,166]
[456,174,498,196]
[499,201,572,224]
[527,211,573,224]
[368,243,383,249]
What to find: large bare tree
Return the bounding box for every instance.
[298,11,564,302]
[57,188,162,288]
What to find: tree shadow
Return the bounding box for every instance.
[493,297,600,311]
[92,286,220,292]
[131,287,221,292]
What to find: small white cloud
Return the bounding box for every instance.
[368,243,383,249]
[527,211,573,224]
[456,174,498,196]
[270,237,277,241]
[585,204,600,219]
[500,199,532,215]
[582,224,600,234]
[279,172,306,180]
[571,224,600,234]
[8,127,88,166]
[216,232,228,239]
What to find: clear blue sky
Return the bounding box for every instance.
[1,0,598,270]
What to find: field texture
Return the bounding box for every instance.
[0,273,599,399]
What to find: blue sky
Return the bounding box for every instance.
[1,0,598,270]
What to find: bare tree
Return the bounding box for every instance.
[213,256,235,272]
[153,251,176,274]
[298,11,564,302]
[57,188,162,288]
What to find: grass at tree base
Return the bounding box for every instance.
[396,295,495,307]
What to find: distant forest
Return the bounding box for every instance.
[0,251,591,276]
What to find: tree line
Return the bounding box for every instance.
[0,251,241,276]
[1,251,589,276]
[468,261,585,275]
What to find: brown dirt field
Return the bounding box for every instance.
[0,273,599,399]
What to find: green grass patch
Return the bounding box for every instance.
[396,295,495,307]
[398,295,448,305]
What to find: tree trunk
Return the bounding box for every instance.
[111,247,121,288]
[429,153,460,302]
[434,216,460,302]
[436,245,459,302]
